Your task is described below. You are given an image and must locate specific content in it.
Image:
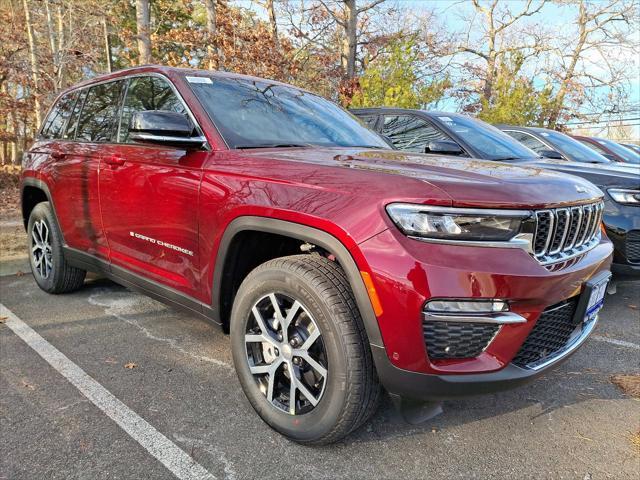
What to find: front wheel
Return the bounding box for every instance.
[27,202,86,294]
[230,255,380,445]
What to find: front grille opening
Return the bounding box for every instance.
[533,202,603,265]
[423,322,499,360]
[512,298,579,368]
[626,230,640,264]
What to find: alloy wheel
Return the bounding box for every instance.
[31,219,53,279]
[245,293,328,415]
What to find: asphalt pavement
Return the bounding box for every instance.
[1,272,638,480]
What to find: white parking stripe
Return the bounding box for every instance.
[0,304,216,480]
[592,334,640,350]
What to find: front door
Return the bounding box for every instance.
[98,75,206,299]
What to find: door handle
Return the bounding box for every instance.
[104,155,125,167]
[51,152,66,160]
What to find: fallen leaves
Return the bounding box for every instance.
[611,374,640,398]
[21,379,35,390]
[0,316,7,324]
[631,430,640,454]
[124,362,138,369]
[628,304,638,310]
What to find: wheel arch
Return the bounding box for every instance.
[212,216,385,348]
[21,178,59,233]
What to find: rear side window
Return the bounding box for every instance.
[63,89,87,140]
[382,115,450,153]
[118,76,186,143]
[76,80,124,142]
[40,92,78,139]
[505,131,548,154]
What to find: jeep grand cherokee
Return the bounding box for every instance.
[22,66,613,444]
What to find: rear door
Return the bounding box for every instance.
[98,75,206,299]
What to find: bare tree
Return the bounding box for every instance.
[456,0,548,105]
[544,0,638,126]
[22,0,42,128]
[256,0,280,48]
[103,18,112,73]
[203,0,222,69]
[135,0,152,64]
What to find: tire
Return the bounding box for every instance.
[27,202,86,294]
[230,254,381,445]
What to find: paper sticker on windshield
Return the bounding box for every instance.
[186,76,213,84]
[438,116,453,122]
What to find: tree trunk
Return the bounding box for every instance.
[23,0,42,129]
[135,0,152,64]
[56,3,65,88]
[341,0,357,79]
[103,18,113,73]
[203,0,220,69]
[266,0,279,48]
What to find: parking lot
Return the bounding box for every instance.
[1,271,638,479]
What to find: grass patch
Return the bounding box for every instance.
[611,374,640,398]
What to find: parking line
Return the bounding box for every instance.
[0,303,216,480]
[592,334,640,350]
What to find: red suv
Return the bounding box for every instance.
[21,66,612,444]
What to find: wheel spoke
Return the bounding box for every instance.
[289,366,297,414]
[31,230,40,244]
[299,327,320,351]
[294,377,320,407]
[32,244,40,253]
[283,300,301,331]
[245,333,273,345]
[252,306,278,343]
[295,351,327,378]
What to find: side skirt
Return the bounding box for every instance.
[63,247,221,326]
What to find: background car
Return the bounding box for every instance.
[351,108,639,278]
[622,143,640,155]
[572,135,640,164]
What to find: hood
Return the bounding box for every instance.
[518,158,640,189]
[244,147,604,209]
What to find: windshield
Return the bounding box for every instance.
[539,130,611,163]
[593,137,640,164]
[432,114,539,161]
[186,76,388,149]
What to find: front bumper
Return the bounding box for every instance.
[359,227,613,384]
[372,314,596,400]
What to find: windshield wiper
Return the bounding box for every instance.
[234,143,313,149]
[494,156,521,161]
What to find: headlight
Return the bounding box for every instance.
[608,188,639,205]
[386,203,532,241]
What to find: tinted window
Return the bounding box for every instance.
[63,89,87,139]
[578,139,607,155]
[592,137,640,164]
[505,130,548,153]
[188,76,388,149]
[40,92,77,139]
[118,76,186,143]
[382,115,450,153]
[76,81,124,142]
[433,115,538,161]
[539,130,611,164]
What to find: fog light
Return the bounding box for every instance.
[425,300,508,314]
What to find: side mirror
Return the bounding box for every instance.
[539,149,563,160]
[129,111,206,149]
[427,140,463,155]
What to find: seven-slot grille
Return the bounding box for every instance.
[533,202,603,264]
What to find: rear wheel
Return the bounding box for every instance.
[230,255,381,444]
[27,202,86,293]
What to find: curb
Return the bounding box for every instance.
[0,257,30,277]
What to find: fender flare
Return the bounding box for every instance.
[212,216,385,348]
[20,178,65,242]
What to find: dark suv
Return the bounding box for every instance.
[352,108,639,278]
[22,67,612,444]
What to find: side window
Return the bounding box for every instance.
[381,115,450,153]
[506,131,547,154]
[40,92,78,139]
[358,115,379,130]
[63,89,87,140]
[118,76,187,143]
[76,80,124,143]
[580,140,606,154]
